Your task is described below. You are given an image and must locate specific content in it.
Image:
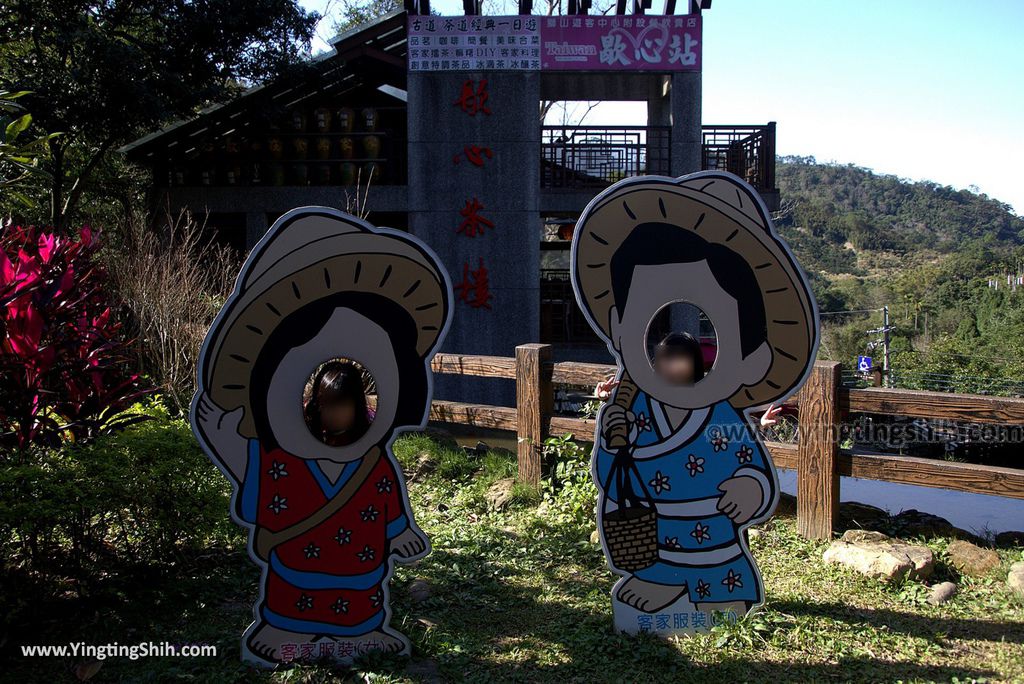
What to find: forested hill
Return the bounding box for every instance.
[774,156,1024,275]
[772,156,1024,398]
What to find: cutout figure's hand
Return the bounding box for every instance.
[602,404,635,448]
[195,392,225,422]
[195,393,248,479]
[196,393,244,440]
[595,376,620,401]
[716,476,764,525]
[391,527,427,559]
[760,403,783,427]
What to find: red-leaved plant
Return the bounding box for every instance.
[0,223,149,455]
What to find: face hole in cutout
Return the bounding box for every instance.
[302,358,376,447]
[645,301,718,386]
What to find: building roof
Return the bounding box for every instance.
[121,10,408,162]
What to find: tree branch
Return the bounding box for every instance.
[62,137,116,225]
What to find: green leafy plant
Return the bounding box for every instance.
[0,400,235,578]
[0,223,148,454]
[579,398,602,420]
[541,432,597,525]
[896,580,931,607]
[0,90,59,200]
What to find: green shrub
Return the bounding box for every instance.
[541,433,597,526]
[0,400,236,577]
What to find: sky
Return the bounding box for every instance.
[302,0,1024,214]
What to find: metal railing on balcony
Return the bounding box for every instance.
[541,122,778,196]
[702,123,777,193]
[541,125,671,189]
[540,268,604,347]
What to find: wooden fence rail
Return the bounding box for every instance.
[427,344,1024,539]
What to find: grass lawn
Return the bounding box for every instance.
[6,431,1023,683]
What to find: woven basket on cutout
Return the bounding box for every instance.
[602,506,659,572]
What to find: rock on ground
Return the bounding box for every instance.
[817,503,982,545]
[890,509,979,543]
[405,658,443,683]
[823,529,934,582]
[465,440,490,456]
[928,581,957,605]
[837,502,891,532]
[946,540,1001,578]
[463,440,515,460]
[408,578,433,604]
[486,478,516,510]
[407,451,437,483]
[1007,561,1024,599]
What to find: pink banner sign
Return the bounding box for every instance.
[540,14,701,71]
[407,15,701,72]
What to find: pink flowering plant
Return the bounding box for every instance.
[0,222,148,455]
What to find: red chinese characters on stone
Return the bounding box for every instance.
[455,258,493,310]
[456,197,494,238]
[450,80,494,310]
[452,144,494,167]
[453,78,492,116]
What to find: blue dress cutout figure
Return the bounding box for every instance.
[571,172,820,637]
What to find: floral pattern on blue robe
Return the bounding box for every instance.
[595,390,776,605]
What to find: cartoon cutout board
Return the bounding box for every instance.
[191,207,452,666]
[570,171,819,636]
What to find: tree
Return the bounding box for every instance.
[332,0,402,36]
[0,0,320,229]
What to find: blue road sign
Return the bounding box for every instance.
[857,356,873,372]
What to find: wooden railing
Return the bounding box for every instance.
[427,345,1024,540]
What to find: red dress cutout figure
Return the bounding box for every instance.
[192,209,452,666]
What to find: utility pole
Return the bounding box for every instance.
[882,305,891,387]
[866,305,894,388]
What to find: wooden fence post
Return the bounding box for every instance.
[515,343,553,487]
[796,360,842,540]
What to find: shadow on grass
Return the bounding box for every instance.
[3,536,1004,683]
[388,519,1001,683]
[2,546,258,680]
[3,507,1012,684]
[396,567,998,683]
[774,597,1024,645]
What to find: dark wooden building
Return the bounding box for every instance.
[124,8,779,387]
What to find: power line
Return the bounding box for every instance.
[820,308,884,316]
[822,306,1023,364]
[891,348,1023,365]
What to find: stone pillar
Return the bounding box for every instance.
[668,71,703,339]
[407,71,541,404]
[670,71,702,177]
[646,75,671,176]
